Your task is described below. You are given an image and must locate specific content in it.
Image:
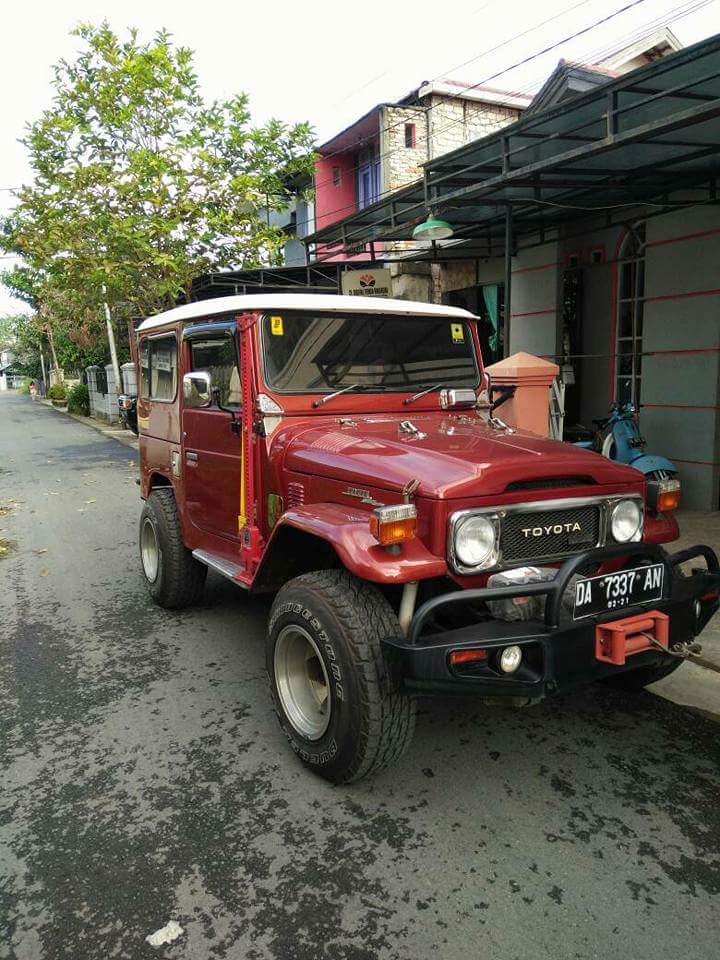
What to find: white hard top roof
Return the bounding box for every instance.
[136,294,476,332]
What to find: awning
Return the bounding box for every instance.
[304,34,720,261]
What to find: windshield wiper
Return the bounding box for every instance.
[313,383,363,408]
[403,383,445,405]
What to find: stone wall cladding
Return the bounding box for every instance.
[381,97,520,193]
[428,96,519,160]
[381,105,428,194]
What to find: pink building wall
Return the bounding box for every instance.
[314,152,371,262]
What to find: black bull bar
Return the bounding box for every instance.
[381,543,720,698]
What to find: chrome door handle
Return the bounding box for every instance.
[186,451,199,462]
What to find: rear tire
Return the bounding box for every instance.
[139,488,206,609]
[603,657,683,690]
[266,570,416,783]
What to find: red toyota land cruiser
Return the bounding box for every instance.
[134,294,719,783]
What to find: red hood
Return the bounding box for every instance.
[274,412,643,500]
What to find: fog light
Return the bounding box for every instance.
[499,645,522,674]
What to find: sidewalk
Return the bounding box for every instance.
[647,509,720,718]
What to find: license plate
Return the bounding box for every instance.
[573,563,665,620]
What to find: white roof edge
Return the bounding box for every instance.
[417,80,531,108]
[599,27,683,69]
[136,294,477,332]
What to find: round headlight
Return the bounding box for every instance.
[610,499,642,542]
[455,515,497,568]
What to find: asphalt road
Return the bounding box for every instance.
[1,391,719,960]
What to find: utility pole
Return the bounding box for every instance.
[45,324,60,375]
[39,346,47,387]
[102,286,122,392]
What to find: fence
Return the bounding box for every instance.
[85,364,120,423]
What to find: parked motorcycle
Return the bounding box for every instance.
[118,394,139,435]
[571,402,677,482]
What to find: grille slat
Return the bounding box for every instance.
[501,505,600,563]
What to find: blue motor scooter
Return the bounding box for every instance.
[573,402,677,481]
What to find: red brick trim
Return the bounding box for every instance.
[646,227,720,248]
[510,308,557,318]
[644,287,720,304]
[511,261,560,275]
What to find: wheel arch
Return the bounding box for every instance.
[251,503,447,593]
[141,470,174,500]
[252,523,341,592]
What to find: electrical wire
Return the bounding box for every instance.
[314,0,607,167]
[297,0,706,233]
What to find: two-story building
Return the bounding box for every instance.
[313,79,530,260]
[304,33,720,511]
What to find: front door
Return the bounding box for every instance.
[182,332,243,543]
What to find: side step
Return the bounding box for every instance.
[192,549,251,588]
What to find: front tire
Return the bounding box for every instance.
[266,570,416,783]
[139,488,207,609]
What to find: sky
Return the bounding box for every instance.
[1,0,718,314]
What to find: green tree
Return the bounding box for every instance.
[0,313,45,379]
[2,22,315,369]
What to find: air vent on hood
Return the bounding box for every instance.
[506,476,595,492]
[287,481,305,508]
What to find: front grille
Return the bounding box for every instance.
[501,504,601,563]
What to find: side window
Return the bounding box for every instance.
[140,339,150,398]
[139,335,177,401]
[190,337,241,407]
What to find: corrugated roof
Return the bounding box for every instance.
[305,34,720,260]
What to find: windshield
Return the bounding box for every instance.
[261,311,479,393]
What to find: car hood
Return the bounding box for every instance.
[276,412,643,499]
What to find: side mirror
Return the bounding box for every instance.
[183,371,212,408]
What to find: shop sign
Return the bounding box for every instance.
[341,269,393,297]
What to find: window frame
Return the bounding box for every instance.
[614,222,646,408]
[139,332,178,404]
[259,310,481,396]
[404,123,416,148]
[187,330,242,409]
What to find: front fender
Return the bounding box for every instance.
[257,502,447,587]
[629,453,677,476]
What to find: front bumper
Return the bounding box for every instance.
[382,543,720,699]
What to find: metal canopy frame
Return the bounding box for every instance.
[190,264,343,300]
[304,35,720,265]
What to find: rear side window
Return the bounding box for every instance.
[190,336,241,407]
[139,335,177,401]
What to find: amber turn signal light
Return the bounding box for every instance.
[449,648,488,667]
[657,487,681,512]
[647,477,681,514]
[369,504,417,546]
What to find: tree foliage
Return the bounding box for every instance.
[0,313,44,378]
[1,23,315,367]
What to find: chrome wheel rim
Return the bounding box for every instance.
[140,517,160,583]
[274,625,331,740]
